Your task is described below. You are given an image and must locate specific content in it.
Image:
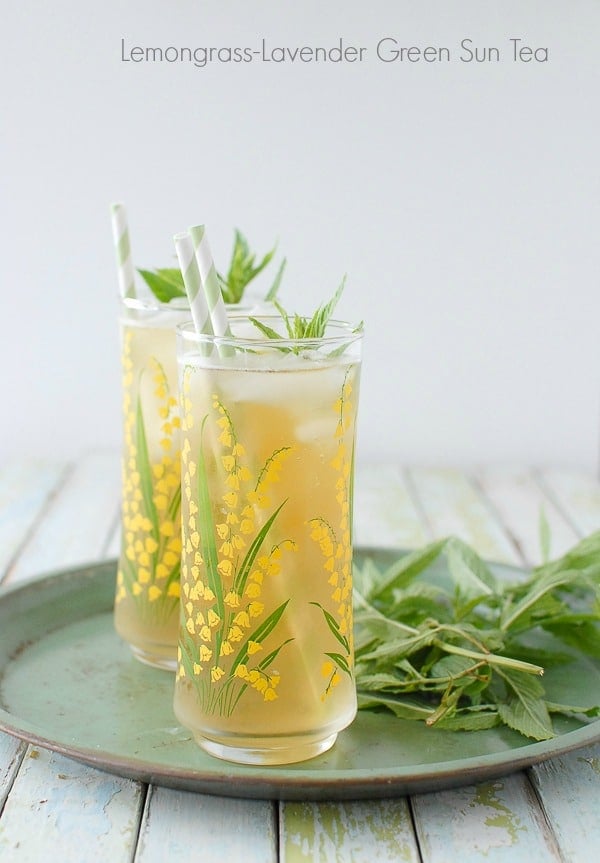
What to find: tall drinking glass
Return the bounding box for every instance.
[114,296,190,669]
[174,316,363,764]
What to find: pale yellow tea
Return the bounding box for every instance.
[174,317,362,764]
[114,299,189,669]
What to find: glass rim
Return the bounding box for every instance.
[120,295,190,312]
[176,316,363,350]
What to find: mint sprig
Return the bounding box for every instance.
[354,531,600,741]
[248,276,363,353]
[137,230,284,305]
[222,229,279,304]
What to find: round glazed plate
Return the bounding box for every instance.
[1,553,600,801]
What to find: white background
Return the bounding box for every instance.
[1,0,599,471]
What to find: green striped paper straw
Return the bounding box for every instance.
[174,232,213,341]
[110,203,136,299]
[189,225,233,341]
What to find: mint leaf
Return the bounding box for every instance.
[538,530,600,578]
[224,230,277,303]
[138,268,186,303]
[445,537,498,601]
[542,616,600,658]
[436,710,500,732]
[429,654,483,680]
[546,701,600,718]
[495,668,554,740]
[356,692,435,721]
[265,257,287,301]
[500,568,585,632]
[247,317,285,343]
[539,506,552,563]
[364,539,448,602]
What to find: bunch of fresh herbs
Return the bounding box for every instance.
[137,229,285,305]
[353,532,600,741]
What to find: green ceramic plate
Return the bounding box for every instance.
[1,552,599,801]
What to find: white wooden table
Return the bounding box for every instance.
[1,452,599,862]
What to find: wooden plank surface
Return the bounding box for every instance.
[136,787,277,863]
[3,450,120,586]
[0,460,67,583]
[529,743,600,862]
[412,775,562,862]
[0,747,144,862]
[406,466,519,564]
[538,466,600,538]
[353,462,428,550]
[280,799,419,863]
[0,734,24,812]
[477,465,579,564]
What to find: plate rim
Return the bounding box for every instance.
[1,554,599,800]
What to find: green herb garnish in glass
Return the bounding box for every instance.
[249,276,363,354]
[137,229,286,305]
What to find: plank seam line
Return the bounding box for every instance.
[102,505,122,560]
[1,462,74,587]
[0,740,28,819]
[468,472,530,567]
[406,795,426,863]
[130,781,151,863]
[402,468,435,543]
[532,469,585,540]
[273,800,281,863]
[525,767,570,863]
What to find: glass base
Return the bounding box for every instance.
[130,645,177,672]
[194,731,338,766]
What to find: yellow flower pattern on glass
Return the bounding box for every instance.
[178,372,299,716]
[310,369,355,698]
[178,367,357,717]
[116,331,182,621]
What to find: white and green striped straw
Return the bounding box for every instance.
[173,232,213,340]
[189,225,233,341]
[110,202,136,299]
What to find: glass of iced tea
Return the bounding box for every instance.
[174,315,363,764]
[114,296,190,670]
